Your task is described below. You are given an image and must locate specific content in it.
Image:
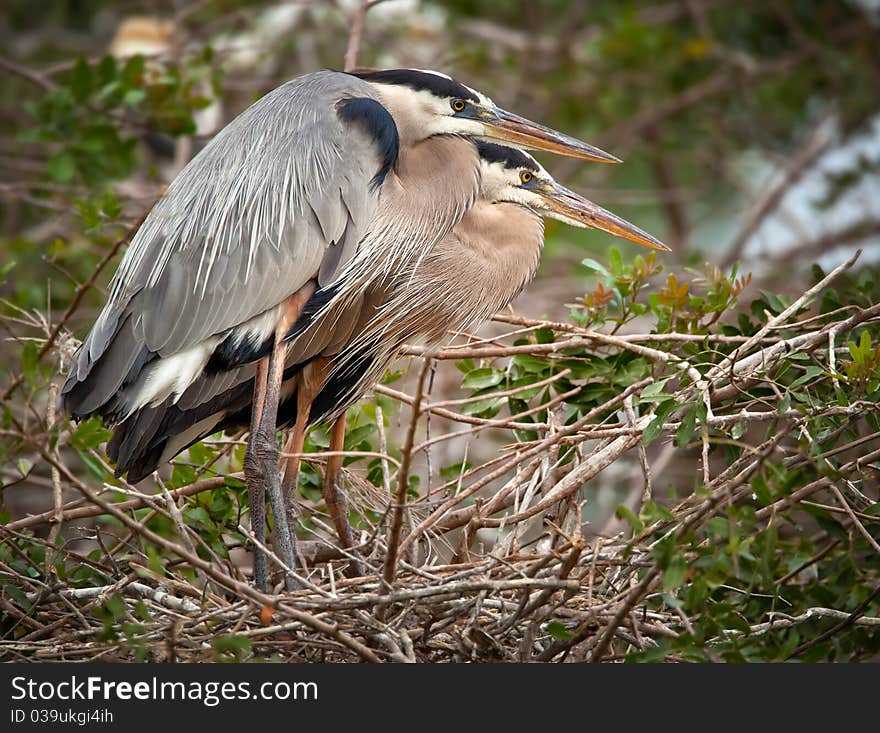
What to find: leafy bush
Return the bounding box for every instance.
[2,240,878,661]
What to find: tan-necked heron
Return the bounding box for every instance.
[61,69,623,590]
[86,139,666,587]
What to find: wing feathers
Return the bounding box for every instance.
[63,71,392,423]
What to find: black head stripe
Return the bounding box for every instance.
[350,68,480,103]
[336,97,400,189]
[475,141,539,172]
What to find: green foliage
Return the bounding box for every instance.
[20,52,217,188]
[212,635,253,662]
[413,252,877,661]
[845,331,880,394]
[629,493,880,662]
[579,249,752,333]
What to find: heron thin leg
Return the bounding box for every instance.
[324,413,365,578]
[243,285,316,592]
[251,336,299,591]
[280,372,319,517]
[280,354,334,503]
[279,357,363,575]
[245,359,270,592]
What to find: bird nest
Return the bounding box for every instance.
[0,527,692,663]
[3,251,879,663]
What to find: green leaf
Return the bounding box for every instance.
[146,547,164,578]
[706,517,729,537]
[344,424,376,449]
[207,490,233,520]
[674,409,696,447]
[184,506,214,532]
[751,476,772,506]
[380,368,402,384]
[789,365,826,389]
[615,504,644,533]
[70,418,111,451]
[759,289,787,314]
[21,341,39,388]
[462,367,504,390]
[643,414,665,445]
[3,583,33,612]
[70,57,93,101]
[123,88,146,106]
[545,621,572,640]
[459,397,502,417]
[96,54,118,84]
[662,556,688,591]
[47,152,76,183]
[512,354,549,374]
[534,327,555,344]
[643,397,677,446]
[121,54,146,82]
[212,634,252,660]
[641,499,674,522]
[170,463,196,489]
[608,247,623,276]
[581,258,611,278]
[731,420,746,440]
[440,461,472,481]
[776,392,791,414]
[640,379,669,399]
[79,451,112,481]
[102,593,126,621]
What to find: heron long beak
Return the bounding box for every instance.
[538,182,670,251]
[481,107,622,164]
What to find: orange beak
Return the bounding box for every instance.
[539,181,670,251]
[482,107,622,164]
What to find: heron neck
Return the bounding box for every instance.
[393,134,478,193]
[328,130,480,308]
[454,200,545,283]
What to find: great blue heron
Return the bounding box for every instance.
[321,141,668,409]
[60,69,619,591]
[97,142,667,585]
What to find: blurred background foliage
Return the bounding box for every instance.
[1,0,879,320]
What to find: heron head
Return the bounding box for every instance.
[350,68,620,163]
[476,142,669,252]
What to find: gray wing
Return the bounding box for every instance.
[65,71,388,413]
[108,285,393,480]
[85,71,381,358]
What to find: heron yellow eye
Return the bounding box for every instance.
[520,171,533,185]
[451,99,466,113]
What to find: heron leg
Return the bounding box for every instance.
[279,357,363,576]
[250,336,299,591]
[243,286,316,592]
[324,413,365,578]
[280,363,323,520]
[245,359,270,592]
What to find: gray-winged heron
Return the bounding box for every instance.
[61,69,622,591]
[89,141,666,586]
